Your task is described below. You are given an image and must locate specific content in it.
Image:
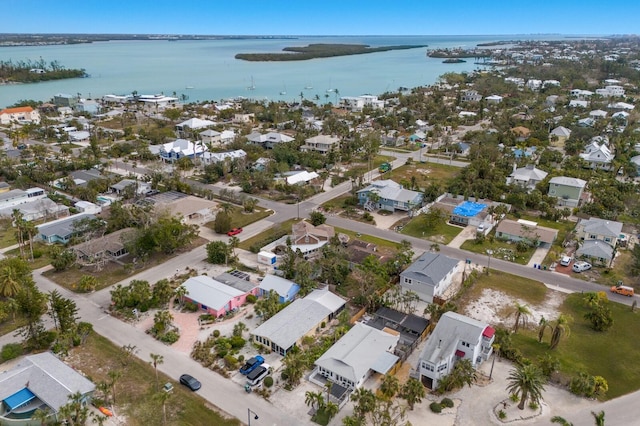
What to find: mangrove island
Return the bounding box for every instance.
[235,43,427,61]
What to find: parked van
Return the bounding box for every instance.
[610,285,635,297]
[572,261,592,273]
[246,363,270,387]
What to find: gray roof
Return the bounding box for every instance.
[549,176,587,188]
[0,188,26,202]
[401,252,459,286]
[183,275,246,311]
[37,213,96,239]
[110,179,137,191]
[420,312,489,365]
[510,165,548,182]
[579,217,623,238]
[215,271,257,293]
[258,275,299,297]
[0,198,68,218]
[70,169,103,183]
[0,352,95,413]
[315,323,399,383]
[252,288,345,351]
[577,240,614,260]
[357,180,423,204]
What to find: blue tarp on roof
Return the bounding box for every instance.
[452,201,486,217]
[4,388,35,410]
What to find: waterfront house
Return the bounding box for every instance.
[75,99,101,115]
[340,95,385,112]
[357,180,423,213]
[182,274,258,318]
[300,135,340,154]
[314,323,399,391]
[251,287,346,356]
[0,106,41,125]
[400,252,460,303]
[548,176,587,207]
[53,93,76,108]
[0,352,95,425]
[258,275,300,303]
[418,312,494,389]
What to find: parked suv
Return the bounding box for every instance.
[246,363,270,387]
[572,261,592,273]
[559,256,572,267]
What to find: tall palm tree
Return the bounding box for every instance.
[0,265,22,298]
[550,314,571,350]
[380,374,400,400]
[154,390,172,425]
[108,370,123,405]
[506,364,546,410]
[511,302,532,333]
[400,377,425,410]
[150,353,164,391]
[537,316,551,343]
[173,285,187,308]
[324,401,339,421]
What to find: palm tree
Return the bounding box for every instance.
[154,390,172,425]
[400,377,425,410]
[380,374,400,400]
[506,364,546,410]
[150,353,164,391]
[550,314,571,350]
[31,408,50,426]
[350,388,376,419]
[511,302,532,333]
[174,285,187,309]
[228,236,240,261]
[153,310,174,334]
[537,316,551,343]
[0,266,22,298]
[324,401,339,421]
[305,391,324,411]
[550,416,574,426]
[591,411,605,426]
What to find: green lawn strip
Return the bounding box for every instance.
[511,293,640,400]
[0,314,28,338]
[463,269,548,306]
[0,230,17,249]
[4,243,57,270]
[237,219,298,251]
[460,238,535,265]
[372,154,395,168]
[204,206,272,232]
[68,332,240,426]
[400,216,462,245]
[333,227,403,250]
[321,194,354,212]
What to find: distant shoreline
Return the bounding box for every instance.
[235,43,427,62]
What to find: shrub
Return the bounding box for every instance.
[263,376,274,388]
[160,331,180,344]
[229,336,246,349]
[246,294,257,304]
[184,302,198,312]
[224,355,238,369]
[528,401,539,410]
[321,321,326,328]
[509,393,519,403]
[440,397,454,408]
[1,343,23,361]
[213,330,221,338]
[429,402,442,413]
[238,354,245,363]
[498,410,507,419]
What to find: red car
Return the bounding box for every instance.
[227,227,243,236]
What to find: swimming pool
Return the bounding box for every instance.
[452,201,487,217]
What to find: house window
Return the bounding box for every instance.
[604,237,611,243]
[405,278,412,285]
[589,234,597,239]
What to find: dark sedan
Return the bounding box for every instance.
[179,374,201,391]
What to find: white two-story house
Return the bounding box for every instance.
[400,252,460,303]
[418,312,495,389]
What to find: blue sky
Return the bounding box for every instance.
[5,0,640,36]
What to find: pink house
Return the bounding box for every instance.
[183,273,258,317]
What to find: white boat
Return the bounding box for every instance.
[185,86,194,89]
[247,76,255,91]
[280,83,287,96]
[304,85,313,90]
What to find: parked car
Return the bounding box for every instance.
[179,374,201,391]
[246,363,270,387]
[559,256,572,267]
[610,285,634,297]
[240,355,265,375]
[572,261,592,273]
[227,227,243,236]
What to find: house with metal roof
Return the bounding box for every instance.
[314,323,399,391]
[36,213,96,244]
[574,217,623,264]
[549,126,571,147]
[175,118,215,137]
[258,275,300,303]
[580,140,613,170]
[418,312,495,389]
[182,274,258,318]
[0,352,95,424]
[506,164,548,191]
[400,252,460,303]
[247,131,294,149]
[548,176,587,207]
[0,198,69,222]
[357,180,424,212]
[495,219,558,246]
[251,287,346,356]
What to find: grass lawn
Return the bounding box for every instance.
[204,206,272,232]
[0,229,17,249]
[511,293,640,400]
[321,194,356,212]
[237,219,298,251]
[334,227,403,251]
[311,407,331,425]
[458,269,548,306]
[400,216,462,245]
[384,161,460,190]
[460,237,536,265]
[4,242,58,270]
[0,314,28,338]
[372,154,395,168]
[508,214,574,267]
[66,332,240,426]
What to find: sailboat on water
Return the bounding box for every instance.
[247,76,255,91]
[279,83,287,96]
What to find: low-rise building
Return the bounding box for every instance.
[400,252,460,303]
[357,180,423,212]
[506,164,548,191]
[36,213,97,244]
[258,275,300,303]
[247,131,294,149]
[574,217,622,264]
[182,274,258,318]
[0,106,41,125]
[548,176,587,207]
[300,135,340,154]
[495,219,558,246]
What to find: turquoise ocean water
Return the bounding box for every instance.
[0,35,568,107]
